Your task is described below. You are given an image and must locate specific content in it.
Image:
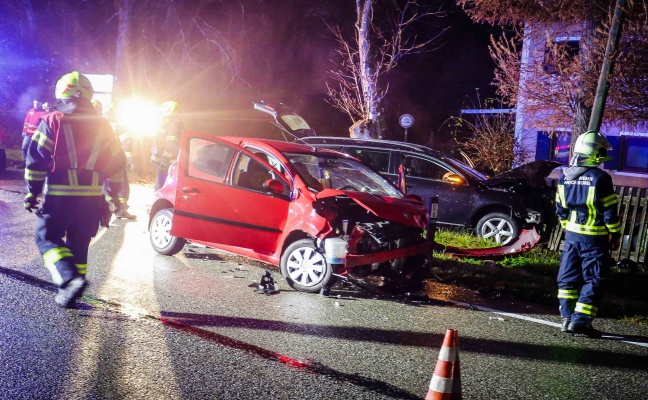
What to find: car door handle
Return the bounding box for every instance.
[182,186,200,194]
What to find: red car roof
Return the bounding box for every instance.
[217,136,344,157]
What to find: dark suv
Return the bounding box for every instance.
[300,137,559,244]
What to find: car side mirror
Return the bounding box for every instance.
[442,173,466,185]
[263,179,286,195]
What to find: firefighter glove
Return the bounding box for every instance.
[24,193,39,213]
[100,200,112,228]
[609,232,621,251]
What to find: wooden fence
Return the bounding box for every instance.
[546,185,647,269]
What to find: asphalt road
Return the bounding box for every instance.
[1,166,647,400]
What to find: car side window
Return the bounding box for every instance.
[344,147,390,173]
[233,154,286,194]
[188,139,234,182]
[402,154,454,181]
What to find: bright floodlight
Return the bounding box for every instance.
[116,98,159,137]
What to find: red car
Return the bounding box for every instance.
[148,131,432,293]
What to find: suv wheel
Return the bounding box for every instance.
[149,208,186,255]
[280,239,332,293]
[476,212,520,245]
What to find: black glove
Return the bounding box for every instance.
[24,193,39,213]
[609,232,621,251]
[100,200,112,228]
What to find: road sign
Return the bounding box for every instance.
[399,114,414,129]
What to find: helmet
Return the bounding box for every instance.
[55,71,93,100]
[159,101,179,116]
[569,131,612,167]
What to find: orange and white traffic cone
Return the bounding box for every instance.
[425,328,462,400]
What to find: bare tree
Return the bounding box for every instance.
[445,95,531,174]
[326,0,446,139]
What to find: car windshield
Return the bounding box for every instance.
[284,152,403,198]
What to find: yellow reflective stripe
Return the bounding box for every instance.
[606,221,621,233]
[575,302,598,316]
[565,221,610,235]
[33,130,54,153]
[558,289,579,299]
[86,134,102,170]
[124,152,132,157]
[43,247,73,267]
[63,123,78,168]
[560,220,567,228]
[162,151,175,158]
[601,193,618,207]
[585,186,596,226]
[76,264,87,275]
[67,169,79,186]
[166,136,177,141]
[92,171,99,186]
[45,185,103,196]
[557,185,566,208]
[25,169,47,181]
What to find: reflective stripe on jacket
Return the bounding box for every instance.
[555,167,621,242]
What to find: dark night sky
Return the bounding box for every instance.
[0,0,498,149]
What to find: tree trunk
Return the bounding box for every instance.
[114,0,133,98]
[570,16,596,155]
[356,0,380,138]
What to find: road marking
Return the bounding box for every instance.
[444,299,648,348]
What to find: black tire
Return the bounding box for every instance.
[476,212,520,245]
[280,239,332,293]
[149,208,186,255]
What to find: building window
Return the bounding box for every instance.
[620,135,648,172]
[552,132,572,165]
[543,38,580,75]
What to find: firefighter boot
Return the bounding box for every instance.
[115,204,137,220]
[55,276,87,309]
[567,320,603,338]
[561,318,572,333]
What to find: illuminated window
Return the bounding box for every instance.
[620,135,648,172]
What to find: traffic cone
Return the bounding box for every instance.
[425,328,462,400]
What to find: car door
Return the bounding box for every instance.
[170,133,291,254]
[396,152,475,228]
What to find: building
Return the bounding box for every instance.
[513,22,648,188]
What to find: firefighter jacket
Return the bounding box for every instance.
[24,99,127,202]
[22,107,47,138]
[555,166,621,244]
[151,114,183,168]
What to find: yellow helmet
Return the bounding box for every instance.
[570,131,612,167]
[55,71,93,100]
[159,101,179,116]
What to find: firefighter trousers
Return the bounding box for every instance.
[557,240,611,324]
[35,195,102,288]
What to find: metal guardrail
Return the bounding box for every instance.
[546,185,647,269]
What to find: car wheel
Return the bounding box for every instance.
[149,208,186,255]
[280,239,332,293]
[476,212,520,245]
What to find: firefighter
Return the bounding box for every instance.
[555,131,621,337]
[93,99,136,220]
[24,71,126,308]
[151,100,183,191]
[20,98,46,167]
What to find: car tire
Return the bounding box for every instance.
[149,208,186,256]
[476,212,520,245]
[280,239,332,293]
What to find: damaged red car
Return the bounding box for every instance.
[148,132,432,293]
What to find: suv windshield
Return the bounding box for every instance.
[284,153,403,198]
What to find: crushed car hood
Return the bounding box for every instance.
[315,189,427,228]
[484,161,560,189]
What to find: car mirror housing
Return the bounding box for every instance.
[442,173,466,185]
[263,179,286,195]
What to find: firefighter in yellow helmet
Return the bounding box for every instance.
[24,71,127,308]
[555,131,621,337]
[151,100,183,191]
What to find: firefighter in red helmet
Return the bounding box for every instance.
[24,71,127,308]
